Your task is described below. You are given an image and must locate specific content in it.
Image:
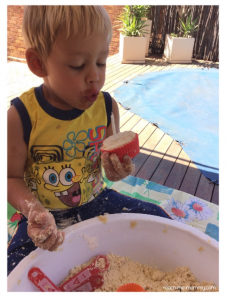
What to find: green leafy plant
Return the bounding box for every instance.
[171,13,199,38]
[130,5,150,19]
[116,5,150,37]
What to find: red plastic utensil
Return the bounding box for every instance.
[116,283,146,292]
[59,255,109,292]
[70,274,104,292]
[28,267,60,292]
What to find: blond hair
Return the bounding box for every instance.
[22,5,112,60]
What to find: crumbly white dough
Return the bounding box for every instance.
[101,131,136,150]
[61,253,218,292]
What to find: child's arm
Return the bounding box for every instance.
[101,98,135,181]
[8,106,64,250]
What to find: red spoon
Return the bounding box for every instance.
[59,255,109,291]
[28,267,60,292]
[28,255,109,292]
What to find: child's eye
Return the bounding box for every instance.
[97,63,106,67]
[69,64,85,71]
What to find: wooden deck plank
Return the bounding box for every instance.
[136,123,159,148]
[179,161,201,196]
[103,64,150,91]
[195,174,214,202]
[105,63,140,82]
[120,114,142,132]
[131,127,162,176]
[164,149,190,190]
[136,133,173,180]
[150,140,182,185]
[211,184,219,205]
[119,110,134,128]
[118,106,128,117]
[131,118,149,134]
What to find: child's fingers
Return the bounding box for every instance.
[48,231,65,251]
[109,153,128,178]
[122,155,135,173]
[101,152,119,180]
[28,224,58,248]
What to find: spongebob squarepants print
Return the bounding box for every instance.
[25,126,106,210]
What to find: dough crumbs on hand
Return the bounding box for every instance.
[98,215,108,224]
[130,221,137,229]
[198,247,204,252]
[17,279,21,285]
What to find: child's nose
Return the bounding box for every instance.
[86,67,99,83]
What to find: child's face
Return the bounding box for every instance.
[42,32,110,110]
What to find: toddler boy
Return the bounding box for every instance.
[7,6,171,275]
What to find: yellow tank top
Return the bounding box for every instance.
[11,85,112,210]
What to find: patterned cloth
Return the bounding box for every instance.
[7,175,219,244]
[105,175,219,242]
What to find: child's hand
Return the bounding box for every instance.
[27,202,65,251]
[101,152,135,182]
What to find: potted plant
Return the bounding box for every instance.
[116,5,151,63]
[163,6,199,63]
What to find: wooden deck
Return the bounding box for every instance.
[7,54,219,204]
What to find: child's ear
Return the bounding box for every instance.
[25,48,47,78]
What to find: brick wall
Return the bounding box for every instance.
[7,5,26,61]
[7,5,124,62]
[104,5,124,56]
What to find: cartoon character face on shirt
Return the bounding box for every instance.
[42,163,83,208]
[25,157,98,209]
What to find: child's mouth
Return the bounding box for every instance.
[85,94,98,103]
[85,90,99,103]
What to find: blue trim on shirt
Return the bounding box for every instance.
[35,84,84,120]
[11,98,32,145]
[102,91,112,127]
[10,85,112,145]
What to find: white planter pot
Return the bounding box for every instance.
[163,34,195,63]
[143,19,152,56]
[119,33,147,64]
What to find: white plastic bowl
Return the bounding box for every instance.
[8,213,219,291]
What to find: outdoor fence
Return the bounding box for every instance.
[147,5,219,62]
